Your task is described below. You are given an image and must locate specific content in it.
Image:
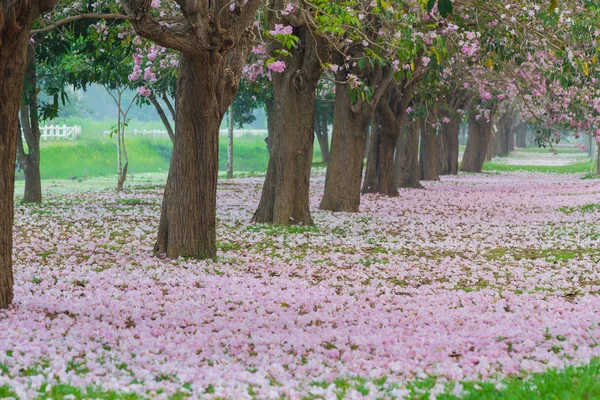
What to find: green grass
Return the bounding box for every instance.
[1,358,600,399]
[559,203,600,214]
[24,138,173,180]
[18,123,324,181]
[482,161,593,174]
[306,359,600,399]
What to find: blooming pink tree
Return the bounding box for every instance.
[119,0,262,259]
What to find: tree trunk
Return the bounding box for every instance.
[494,113,512,157]
[394,119,423,189]
[253,21,328,225]
[16,44,42,204]
[253,77,318,225]
[420,109,440,181]
[487,121,498,161]
[154,54,224,259]
[515,122,527,148]
[1,1,57,309]
[362,109,400,196]
[438,110,461,175]
[362,82,413,196]
[227,106,234,179]
[320,82,372,212]
[460,106,493,173]
[265,99,275,155]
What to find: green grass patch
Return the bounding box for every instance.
[1,359,600,399]
[559,203,600,214]
[246,224,320,236]
[482,161,592,174]
[306,359,600,399]
[17,132,324,181]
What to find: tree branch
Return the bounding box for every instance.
[31,13,130,35]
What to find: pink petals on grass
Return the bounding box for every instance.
[1,171,600,398]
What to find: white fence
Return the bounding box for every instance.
[103,128,268,138]
[27,125,82,141]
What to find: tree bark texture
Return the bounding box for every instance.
[253,12,330,225]
[394,119,423,189]
[1,0,58,309]
[494,111,515,158]
[153,49,250,259]
[438,113,461,175]
[320,52,392,212]
[460,105,494,173]
[420,107,440,181]
[320,83,372,212]
[265,99,275,155]
[437,91,468,175]
[123,0,260,260]
[362,82,414,196]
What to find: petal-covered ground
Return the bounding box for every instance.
[2,166,600,398]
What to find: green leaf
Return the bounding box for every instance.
[427,0,436,12]
[438,0,453,17]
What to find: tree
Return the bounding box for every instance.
[320,55,393,212]
[438,90,470,175]
[1,0,59,309]
[252,1,330,225]
[17,44,43,204]
[363,78,417,196]
[419,105,440,181]
[460,103,495,173]
[121,0,260,259]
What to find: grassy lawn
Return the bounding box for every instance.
[17,132,324,181]
[481,161,594,174]
[2,359,599,399]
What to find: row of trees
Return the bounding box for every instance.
[1,0,600,309]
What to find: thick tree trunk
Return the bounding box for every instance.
[420,109,440,181]
[253,20,328,225]
[460,106,493,173]
[1,1,57,309]
[362,82,413,196]
[438,110,461,175]
[362,110,400,196]
[320,82,372,212]
[494,114,511,157]
[253,76,318,225]
[265,99,275,155]
[394,119,423,189]
[154,55,224,259]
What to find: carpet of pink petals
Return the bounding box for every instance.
[2,171,600,398]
